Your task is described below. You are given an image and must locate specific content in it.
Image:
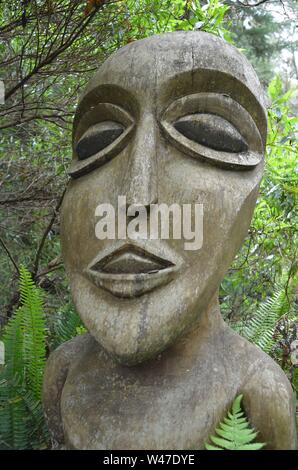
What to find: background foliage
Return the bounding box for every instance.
[0,0,297,449]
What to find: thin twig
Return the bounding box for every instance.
[0,236,20,275]
[33,188,66,277]
[35,263,64,279]
[237,0,271,6]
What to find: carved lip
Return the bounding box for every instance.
[85,242,180,298]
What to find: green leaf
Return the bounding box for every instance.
[205,395,266,450]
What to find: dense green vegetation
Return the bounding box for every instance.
[0,267,48,449]
[0,0,297,449]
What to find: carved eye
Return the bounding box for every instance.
[160,93,264,170]
[174,114,248,153]
[76,121,125,160]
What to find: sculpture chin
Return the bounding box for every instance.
[68,268,219,366]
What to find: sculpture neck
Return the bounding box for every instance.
[140,293,225,369]
[182,292,224,343]
[193,293,224,334]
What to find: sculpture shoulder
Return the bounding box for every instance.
[222,324,288,377]
[242,356,297,449]
[44,333,92,389]
[223,326,297,449]
[43,333,92,448]
[46,333,92,372]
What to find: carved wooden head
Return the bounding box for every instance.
[60,31,267,365]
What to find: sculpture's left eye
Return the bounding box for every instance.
[174,114,248,154]
[76,121,125,160]
[160,93,264,170]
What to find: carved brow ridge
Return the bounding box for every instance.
[73,74,267,144]
[73,84,137,135]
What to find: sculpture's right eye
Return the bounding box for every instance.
[70,103,134,178]
[76,121,125,161]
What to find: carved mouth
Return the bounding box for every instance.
[85,244,179,298]
[92,245,174,274]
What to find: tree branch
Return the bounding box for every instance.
[237,0,271,6]
[0,236,20,275]
[4,5,101,101]
[33,188,66,278]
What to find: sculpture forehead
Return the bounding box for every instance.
[75,32,267,140]
[80,31,265,108]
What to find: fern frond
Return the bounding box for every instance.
[233,274,297,354]
[51,302,86,349]
[18,265,46,400]
[0,266,48,449]
[205,395,265,450]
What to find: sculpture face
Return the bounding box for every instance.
[60,32,267,365]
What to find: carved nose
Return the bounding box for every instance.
[121,113,158,207]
